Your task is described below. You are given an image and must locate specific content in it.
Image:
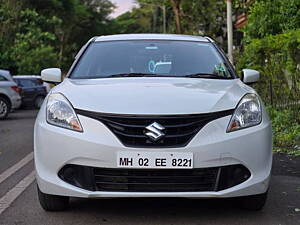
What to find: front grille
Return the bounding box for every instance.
[93,168,218,192]
[75,109,234,148]
[58,164,251,192]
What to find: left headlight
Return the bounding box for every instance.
[227,93,262,132]
[46,93,83,132]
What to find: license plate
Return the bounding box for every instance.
[117,152,193,169]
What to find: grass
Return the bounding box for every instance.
[273,147,300,157]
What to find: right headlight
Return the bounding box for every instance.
[46,93,83,132]
[227,93,262,132]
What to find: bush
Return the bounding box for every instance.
[266,106,300,155]
[236,29,300,106]
[243,0,300,40]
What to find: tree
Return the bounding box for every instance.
[24,0,115,69]
[244,0,300,41]
[170,0,181,33]
[114,7,153,34]
[11,9,59,74]
[180,0,226,40]
[0,0,116,74]
[0,0,23,71]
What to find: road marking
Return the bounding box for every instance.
[0,171,35,215]
[0,152,33,184]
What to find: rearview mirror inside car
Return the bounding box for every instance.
[41,68,62,84]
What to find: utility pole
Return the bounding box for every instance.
[226,0,233,63]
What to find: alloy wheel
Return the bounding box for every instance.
[0,100,8,118]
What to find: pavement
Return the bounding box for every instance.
[0,109,299,225]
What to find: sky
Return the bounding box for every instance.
[111,0,137,18]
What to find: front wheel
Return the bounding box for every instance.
[37,185,69,211]
[237,191,268,211]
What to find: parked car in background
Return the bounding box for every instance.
[0,69,21,119]
[13,76,47,109]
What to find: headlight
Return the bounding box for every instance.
[46,93,83,132]
[227,93,262,132]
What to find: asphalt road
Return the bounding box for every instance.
[0,109,300,225]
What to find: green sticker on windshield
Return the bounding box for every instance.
[214,64,226,72]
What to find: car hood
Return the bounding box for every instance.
[54,77,254,115]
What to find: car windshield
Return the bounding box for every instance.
[70,40,233,79]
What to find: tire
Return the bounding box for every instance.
[237,191,268,211]
[0,97,10,120]
[34,95,45,109]
[37,185,69,211]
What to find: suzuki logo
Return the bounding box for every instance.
[145,122,165,141]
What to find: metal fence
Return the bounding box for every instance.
[254,79,300,112]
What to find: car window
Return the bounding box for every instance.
[28,79,42,86]
[16,79,35,87]
[0,75,8,81]
[70,40,233,79]
[34,79,44,86]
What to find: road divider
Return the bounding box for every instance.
[0,152,33,184]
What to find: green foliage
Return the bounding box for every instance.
[266,106,300,155]
[114,0,171,34]
[180,0,226,38]
[0,0,22,71]
[115,0,227,44]
[244,0,300,41]
[236,29,300,105]
[114,7,153,34]
[0,0,115,74]
[235,0,300,156]
[9,9,59,74]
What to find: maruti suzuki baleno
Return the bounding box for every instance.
[34,34,272,211]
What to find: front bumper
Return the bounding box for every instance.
[34,106,272,199]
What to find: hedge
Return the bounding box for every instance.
[236,29,300,106]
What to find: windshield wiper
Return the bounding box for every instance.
[183,73,231,79]
[106,73,161,78]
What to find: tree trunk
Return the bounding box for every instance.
[170,0,182,34]
[58,32,64,68]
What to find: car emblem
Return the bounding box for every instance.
[145,122,165,141]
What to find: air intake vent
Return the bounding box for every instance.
[58,164,251,192]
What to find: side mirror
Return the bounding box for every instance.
[41,68,62,84]
[242,69,260,84]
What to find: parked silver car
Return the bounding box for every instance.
[0,69,22,119]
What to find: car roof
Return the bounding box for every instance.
[13,75,41,79]
[94,34,211,42]
[0,69,10,75]
[0,69,13,81]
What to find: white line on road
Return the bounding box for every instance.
[0,170,35,215]
[0,152,33,184]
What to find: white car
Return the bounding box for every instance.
[34,34,272,211]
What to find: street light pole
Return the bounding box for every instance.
[226,0,233,63]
